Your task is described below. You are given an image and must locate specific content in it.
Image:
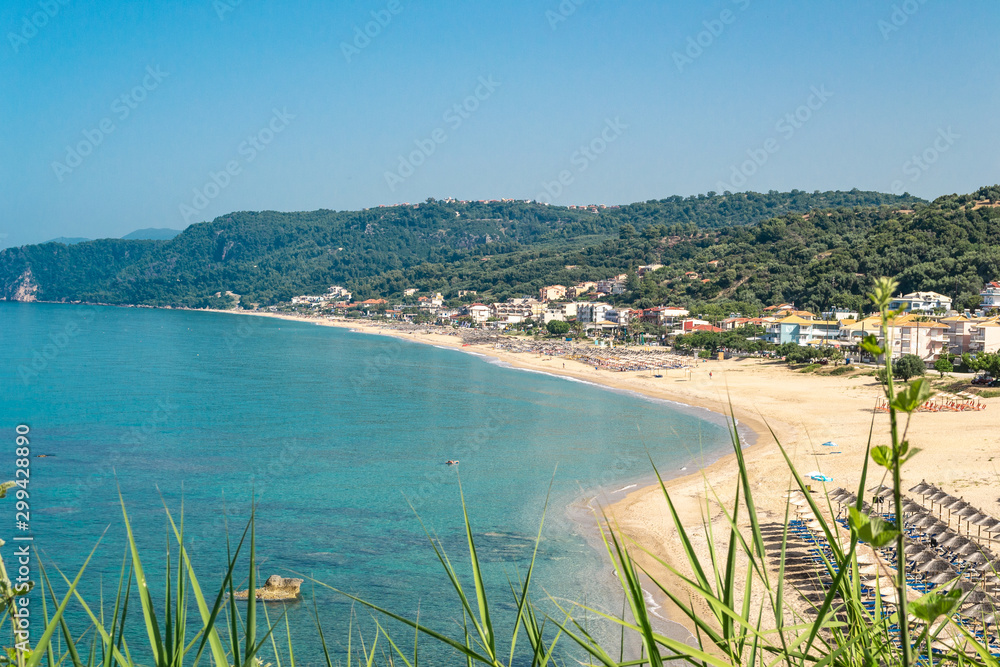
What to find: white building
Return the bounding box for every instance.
[577,302,614,323]
[468,304,491,324]
[981,281,1000,310]
[888,291,953,314]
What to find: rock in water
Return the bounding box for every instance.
[234,575,304,601]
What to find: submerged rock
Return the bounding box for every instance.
[234,575,304,601]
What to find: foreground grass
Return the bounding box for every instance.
[1,277,996,666]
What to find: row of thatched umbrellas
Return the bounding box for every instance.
[826,485,1000,628]
[909,481,1000,538]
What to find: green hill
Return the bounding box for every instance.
[0,189,953,309]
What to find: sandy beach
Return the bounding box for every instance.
[227,311,1000,638]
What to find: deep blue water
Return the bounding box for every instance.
[0,303,736,664]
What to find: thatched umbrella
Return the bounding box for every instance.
[942,535,971,550]
[906,542,927,555]
[911,549,938,564]
[929,571,959,584]
[977,559,1000,574]
[909,480,933,495]
[856,551,878,565]
[971,514,998,538]
[929,490,951,503]
[962,590,990,606]
[903,501,925,513]
[964,551,991,566]
[958,542,988,557]
[919,558,954,573]
[916,516,941,529]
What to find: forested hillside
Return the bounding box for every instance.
[0,188,961,309]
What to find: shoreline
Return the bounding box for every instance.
[17,303,1000,643]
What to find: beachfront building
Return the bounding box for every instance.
[981,281,1000,311]
[888,291,953,314]
[885,320,948,360]
[764,315,841,346]
[539,285,567,301]
[970,319,1000,354]
[639,307,690,328]
[543,301,578,323]
[490,302,535,324]
[606,308,636,324]
[468,304,491,324]
[576,302,614,324]
[941,315,980,355]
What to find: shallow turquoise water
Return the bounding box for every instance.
[0,303,737,664]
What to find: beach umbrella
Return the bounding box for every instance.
[944,580,976,593]
[941,496,965,508]
[903,501,925,513]
[958,506,981,519]
[911,550,938,564]
[915,516,941,529]
[942,534,970,548]
[958,542,987,557]
[929,491,951,503]
[906,543,928,555]
[977,559,1000,574]
[975,514,998,526]
[980,519,1000,532]
[856,552,878,564]
[930,571,959,584]
[919,559,954,573]
[964,551,991,565]
[909,481,932,495]
[962,591,990,606]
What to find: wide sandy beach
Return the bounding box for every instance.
[228,311,1000,638]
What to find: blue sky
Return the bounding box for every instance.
[1,0,997,247]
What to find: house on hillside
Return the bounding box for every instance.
[539,285,567,301]
[888,291,952,314]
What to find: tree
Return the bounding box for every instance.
[894,354,926,381]
[546,320,570,335]
[933,355,953,378]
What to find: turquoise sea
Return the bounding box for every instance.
[0,303,739,664]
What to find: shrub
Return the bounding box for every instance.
[545,320,570,335]
[894,354,926,381]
